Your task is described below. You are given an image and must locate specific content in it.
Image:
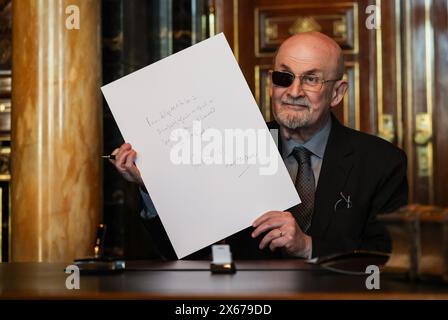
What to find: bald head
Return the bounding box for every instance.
[270,31,349,138]
[274,32,344,79]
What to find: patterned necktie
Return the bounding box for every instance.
[292,147,315,233]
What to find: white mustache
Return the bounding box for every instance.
[281,98,310,108]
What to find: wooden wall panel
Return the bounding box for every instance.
[222,0,367,131]
[214,0,448,206]
[401,0,443,205]
[432,0,448,206]
[0,0,10,262]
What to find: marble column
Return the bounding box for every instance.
[11,0,102,261]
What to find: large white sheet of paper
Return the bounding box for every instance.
[101,33,300,258]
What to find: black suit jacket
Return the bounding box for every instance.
[142,113,408,260]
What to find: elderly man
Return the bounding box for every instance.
[110,32,408,259]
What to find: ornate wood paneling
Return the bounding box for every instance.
[252,2,361,127]
[432,0,448,206]
[0,0,10,262]
[401,0,442,205]
[214,0,448,206]
[400,0,448,205]
[255,3,358,56]
[216,0,368,131]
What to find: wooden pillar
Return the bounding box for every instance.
[11,0,102,261]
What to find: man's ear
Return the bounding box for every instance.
[269,76,273,98]
[330,80,348,107]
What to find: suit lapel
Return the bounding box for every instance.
[268,116,355,236]
[310,114,355,236]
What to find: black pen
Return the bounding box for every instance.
[101,154,116,160]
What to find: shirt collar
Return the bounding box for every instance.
[281,116,332,159]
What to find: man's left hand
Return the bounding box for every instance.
[251,211,312,258]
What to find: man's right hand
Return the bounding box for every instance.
[110,143,144,187]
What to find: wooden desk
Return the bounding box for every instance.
[1,260,447,300]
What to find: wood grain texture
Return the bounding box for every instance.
[1,260,447,299]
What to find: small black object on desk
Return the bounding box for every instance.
[306,250,390,275]
[74,224,125,274]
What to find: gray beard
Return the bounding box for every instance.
[276,109,311,130]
